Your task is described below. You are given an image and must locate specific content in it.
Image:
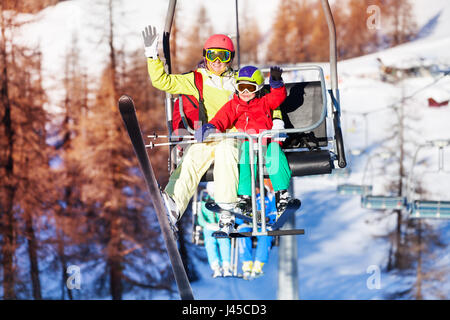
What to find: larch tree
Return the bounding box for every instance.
[289,0,315,63]
[266,0,297,64]
[308,2,330,62]
[179,5,212,72]
[1,5,52,299]
[239,1,261,65]
[382,0,417,47]
[336,0,380,59]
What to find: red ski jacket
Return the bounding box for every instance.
[209,86,287,134]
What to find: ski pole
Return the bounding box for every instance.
[147,133,195,140]
[146,139,198,149]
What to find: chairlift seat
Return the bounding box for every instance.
[361,195,407,210]
[201,79,333,181]
[337,184,373,196]
[278,81,328,149]
[409,200,450,218]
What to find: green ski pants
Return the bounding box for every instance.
[237,140,292,196]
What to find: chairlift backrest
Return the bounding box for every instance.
[273,81,328,148]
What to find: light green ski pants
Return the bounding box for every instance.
[237,141,291,196]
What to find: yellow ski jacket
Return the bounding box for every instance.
[147,58,236,121]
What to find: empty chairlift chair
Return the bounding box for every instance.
[407,139,450,219]
[359,150,407,210]
[337,184,373,196]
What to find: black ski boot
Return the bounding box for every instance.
[236,195,252,217]
[275,189,291,217]
[212,211,236,238]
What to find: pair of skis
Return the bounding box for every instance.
[205,200,304,238]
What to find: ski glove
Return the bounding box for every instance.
[195,123,216,142]
[269,66,284,88]
[142,25,159,59]
[272,118,287,142]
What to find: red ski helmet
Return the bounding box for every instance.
[203,34,235,61]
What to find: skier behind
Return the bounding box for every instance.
[198,184,232,278]
[195,65,293,217]
[237,185,276,280]
[142,26,240,231]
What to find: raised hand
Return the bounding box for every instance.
[270,66,283,81]
[269,66,283,88]
[142,25,159,58]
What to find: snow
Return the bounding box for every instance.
[8,0,450,300]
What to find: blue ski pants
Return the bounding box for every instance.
[203,228,231,268]
[238,225,272,264]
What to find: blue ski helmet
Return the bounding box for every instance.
[235,66,265,85]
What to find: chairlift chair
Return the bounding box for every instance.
[361,195,407,210]
[359,150,407,210]
[152,0,346,238]
[337,183,373,196]
[407,139,450,219]
[409,200,450,219]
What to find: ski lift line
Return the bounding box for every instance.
[342,71,450,116]
[375,72,450,115]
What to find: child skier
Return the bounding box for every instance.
[195,65,292,215]
[237,185,277,280]
[198,185,232,278]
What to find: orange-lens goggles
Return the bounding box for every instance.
[205,49,232,63]
[236,81,259,93]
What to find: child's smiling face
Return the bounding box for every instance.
[238,91,256,102]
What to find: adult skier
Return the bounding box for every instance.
[142,26,239,230]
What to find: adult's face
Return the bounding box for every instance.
[207,59,229,76]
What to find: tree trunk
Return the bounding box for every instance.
[108,213,123,300]
[24,211,42,299]
[0,12,17,299]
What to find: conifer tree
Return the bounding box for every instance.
[1,6,52,299]
[266,0,296,64]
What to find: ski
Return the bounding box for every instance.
[210,199,303,238]
[211,230,231,238]
[205,198,301,230]
[229,229,305,238]
[205,202,266,225]
[270,199,301,230]
[118,95,194,300]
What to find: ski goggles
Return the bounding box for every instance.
[235,81,262,94]
[205,48,232,63]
